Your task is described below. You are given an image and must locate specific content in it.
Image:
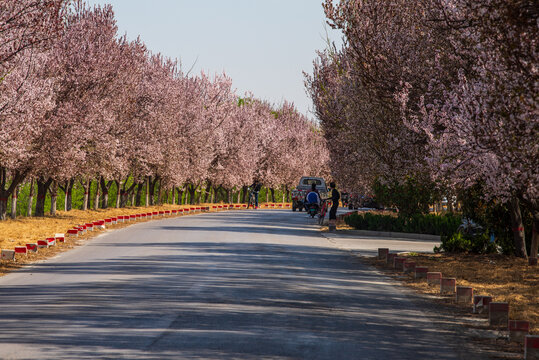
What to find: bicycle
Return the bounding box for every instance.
[247,188,257,209]
[318,199,331,225]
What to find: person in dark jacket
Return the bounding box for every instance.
[249,179,262,208]
[329,182,340,221]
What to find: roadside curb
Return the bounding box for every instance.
[1,203,291,268]
[322,229,441,242]
[366,247,532,358]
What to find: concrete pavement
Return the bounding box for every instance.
[0,209,484,359]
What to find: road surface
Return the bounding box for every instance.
[0,209,483,359]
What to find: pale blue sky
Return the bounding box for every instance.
[86,0,342,118]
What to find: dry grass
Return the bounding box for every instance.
[365,253,539,334]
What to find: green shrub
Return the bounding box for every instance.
[440,232,497,254]
[345,212,461,236]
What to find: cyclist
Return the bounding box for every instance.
[305,183,321,213]
[249,179,262,209]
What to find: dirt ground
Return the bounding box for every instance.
[333,216,538,335]
[363,253,538,336]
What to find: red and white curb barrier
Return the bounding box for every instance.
[509,320,529,344]
[427,272,442,286]
[394,257,406,271]
[489,302,509,327]
[473,295,492,314]
[1,249,15,260]
[37,240,49,248]
[414,266,428,279]
[403,261,416,274]
[67,229,78,237]
[455,286,473,304]
[386,253,397,267]
[525,335,539,360]
[14,246,27,256]
[26,243,38,253]
[440,278,456,294]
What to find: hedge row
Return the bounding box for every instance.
[344,212,461,237]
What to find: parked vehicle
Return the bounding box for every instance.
[291,176,327,212]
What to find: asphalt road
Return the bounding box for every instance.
[0,209,482,359]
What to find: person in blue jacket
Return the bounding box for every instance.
[305,183,321,211]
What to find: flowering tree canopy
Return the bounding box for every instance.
[307,0,538,257]
[0,0,329,219]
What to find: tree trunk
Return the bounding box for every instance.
[121,180,136,208]
[270,188,275,203]
[266,189,269,203]
[130,190,135,206]
[188,184,196,205]
[114,180,121,208]
[203,182,212,203]
[0,197,6,221]
[50,181,58,216]
[210,186,217,204]
[145,176,150,206]
[157,179,162,205]
[10,185,19,219]
[145,176,159,206]
[100,178,113,209]
[66,179,74,211]
[286,187,290,202]
[59,179,74,211]
[80,179,92,211]
[93,176,101,211]
[27,179,34,216]
[35,177,53,217]
[530,211,539,262]
[80,179,90,211]
[241,186,248,203]
[62,182,67,211]
[509,197,527,258]
[178,188,185,205]
[136,182,144,207]
[0,168,26,221]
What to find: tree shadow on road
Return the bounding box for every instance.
[0,240,475,359]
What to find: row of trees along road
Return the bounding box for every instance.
[306,0,538,259]
[0,0,330,220]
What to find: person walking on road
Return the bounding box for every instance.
[328,182,340,231]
